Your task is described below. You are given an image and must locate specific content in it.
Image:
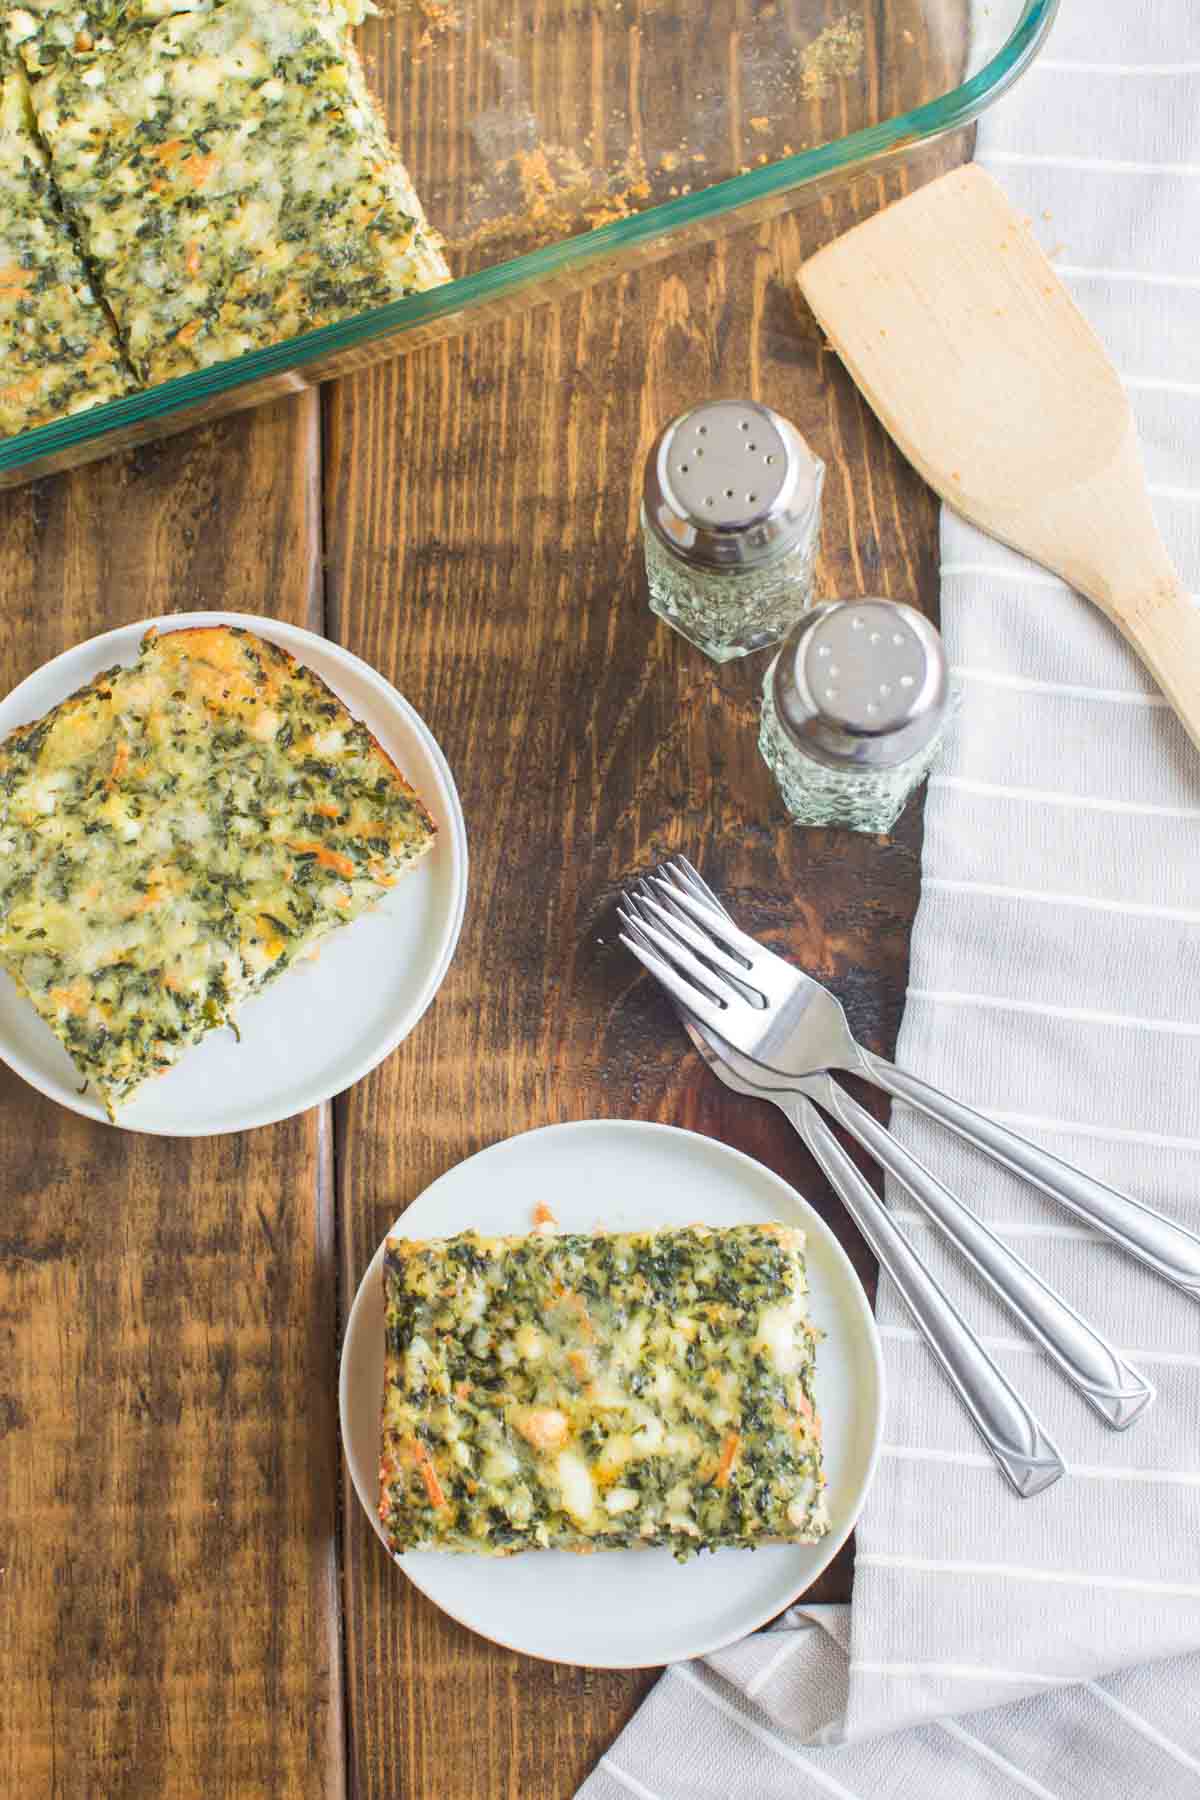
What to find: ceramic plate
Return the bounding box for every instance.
[340,1119,884,1668]
[0,611,468,1135]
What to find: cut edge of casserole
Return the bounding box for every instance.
[0,57,132,436]
[378,1222,829,1559]
[0,623,436,1115]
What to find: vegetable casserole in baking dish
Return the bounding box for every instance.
[0,0,1057,484]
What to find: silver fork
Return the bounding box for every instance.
[632,857,1200,1304]
[619,912,1066,1497]
[618,870,1155,1432]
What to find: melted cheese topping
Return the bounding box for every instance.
[379,1224,829,1559]
[0,63,131,436]
[31,0,449,383]
[0,624,436,1113]
[4,0,372,76]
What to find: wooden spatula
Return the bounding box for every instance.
[799,163,1200,751]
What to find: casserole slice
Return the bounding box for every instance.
[379,1222,828,1558]
[0,624,435,1115]
[31,0,449,381]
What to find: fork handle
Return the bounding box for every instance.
[808,1074,1154,1431]
[773,1091,1064,1498]
[858,1050,1200,1302]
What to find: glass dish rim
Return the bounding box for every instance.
[1,0,1059,470]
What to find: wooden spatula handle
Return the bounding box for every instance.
[1023,429,1200,752]
[1118,577,1200,752]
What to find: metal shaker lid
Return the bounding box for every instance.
[642,399,824,571]
[771,599,949,770]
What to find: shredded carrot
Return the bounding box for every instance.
[106,739,130,790]
[409,1439,447,1509]
[148,138,184,165]
[418,1460,445,1509]
[185,239,201,276]
[183,152,218,190]
[567,1349,592,1383]
[556,1290,594,1341]
[313,801,341,818]
[0,266,33,296]
[454,1380,471,1401]
[794,1394,822,1441]
[172,319,202,348]
[715,1432,741,1488]
[289,841,356,880]
[532,1202,559,1230]
[0,373,41,404]
[50,984,88,1018]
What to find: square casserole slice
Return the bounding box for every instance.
[379,1223,829,1557]
[0,624,435,1115]
[0,61,131,435]
[31,0,450,382]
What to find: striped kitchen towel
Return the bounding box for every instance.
[581,2,1200,1794]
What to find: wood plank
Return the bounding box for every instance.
[323,184,946,1797]
[0,397,345,1800]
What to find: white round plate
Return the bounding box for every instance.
[340,1119,884,1669]
[0,611,468,1135]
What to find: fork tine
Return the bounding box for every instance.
[636,874,739,949]
[617,904,739,1010]
[631,882,700,941]
[618,921,732,1034]
[629,888,760,989]
[665,856,733,922]
[649,870,765,963]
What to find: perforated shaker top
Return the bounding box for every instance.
[643,399,823,570]
[772,599,950,770]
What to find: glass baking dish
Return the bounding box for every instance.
[0,0,1056,486]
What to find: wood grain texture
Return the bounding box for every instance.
[362,0,966,273]
[1,20,969,1793]
[323,162,956,1796]
[0,398,346,1800]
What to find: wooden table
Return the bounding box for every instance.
[0,197,942,1798]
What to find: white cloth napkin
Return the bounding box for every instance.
[580,3,1200,1793]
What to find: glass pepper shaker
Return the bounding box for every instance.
[759,598,952,833]
[641,398,825,662]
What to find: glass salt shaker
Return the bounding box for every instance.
[640,398,825,662]
[759,598,952,833]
